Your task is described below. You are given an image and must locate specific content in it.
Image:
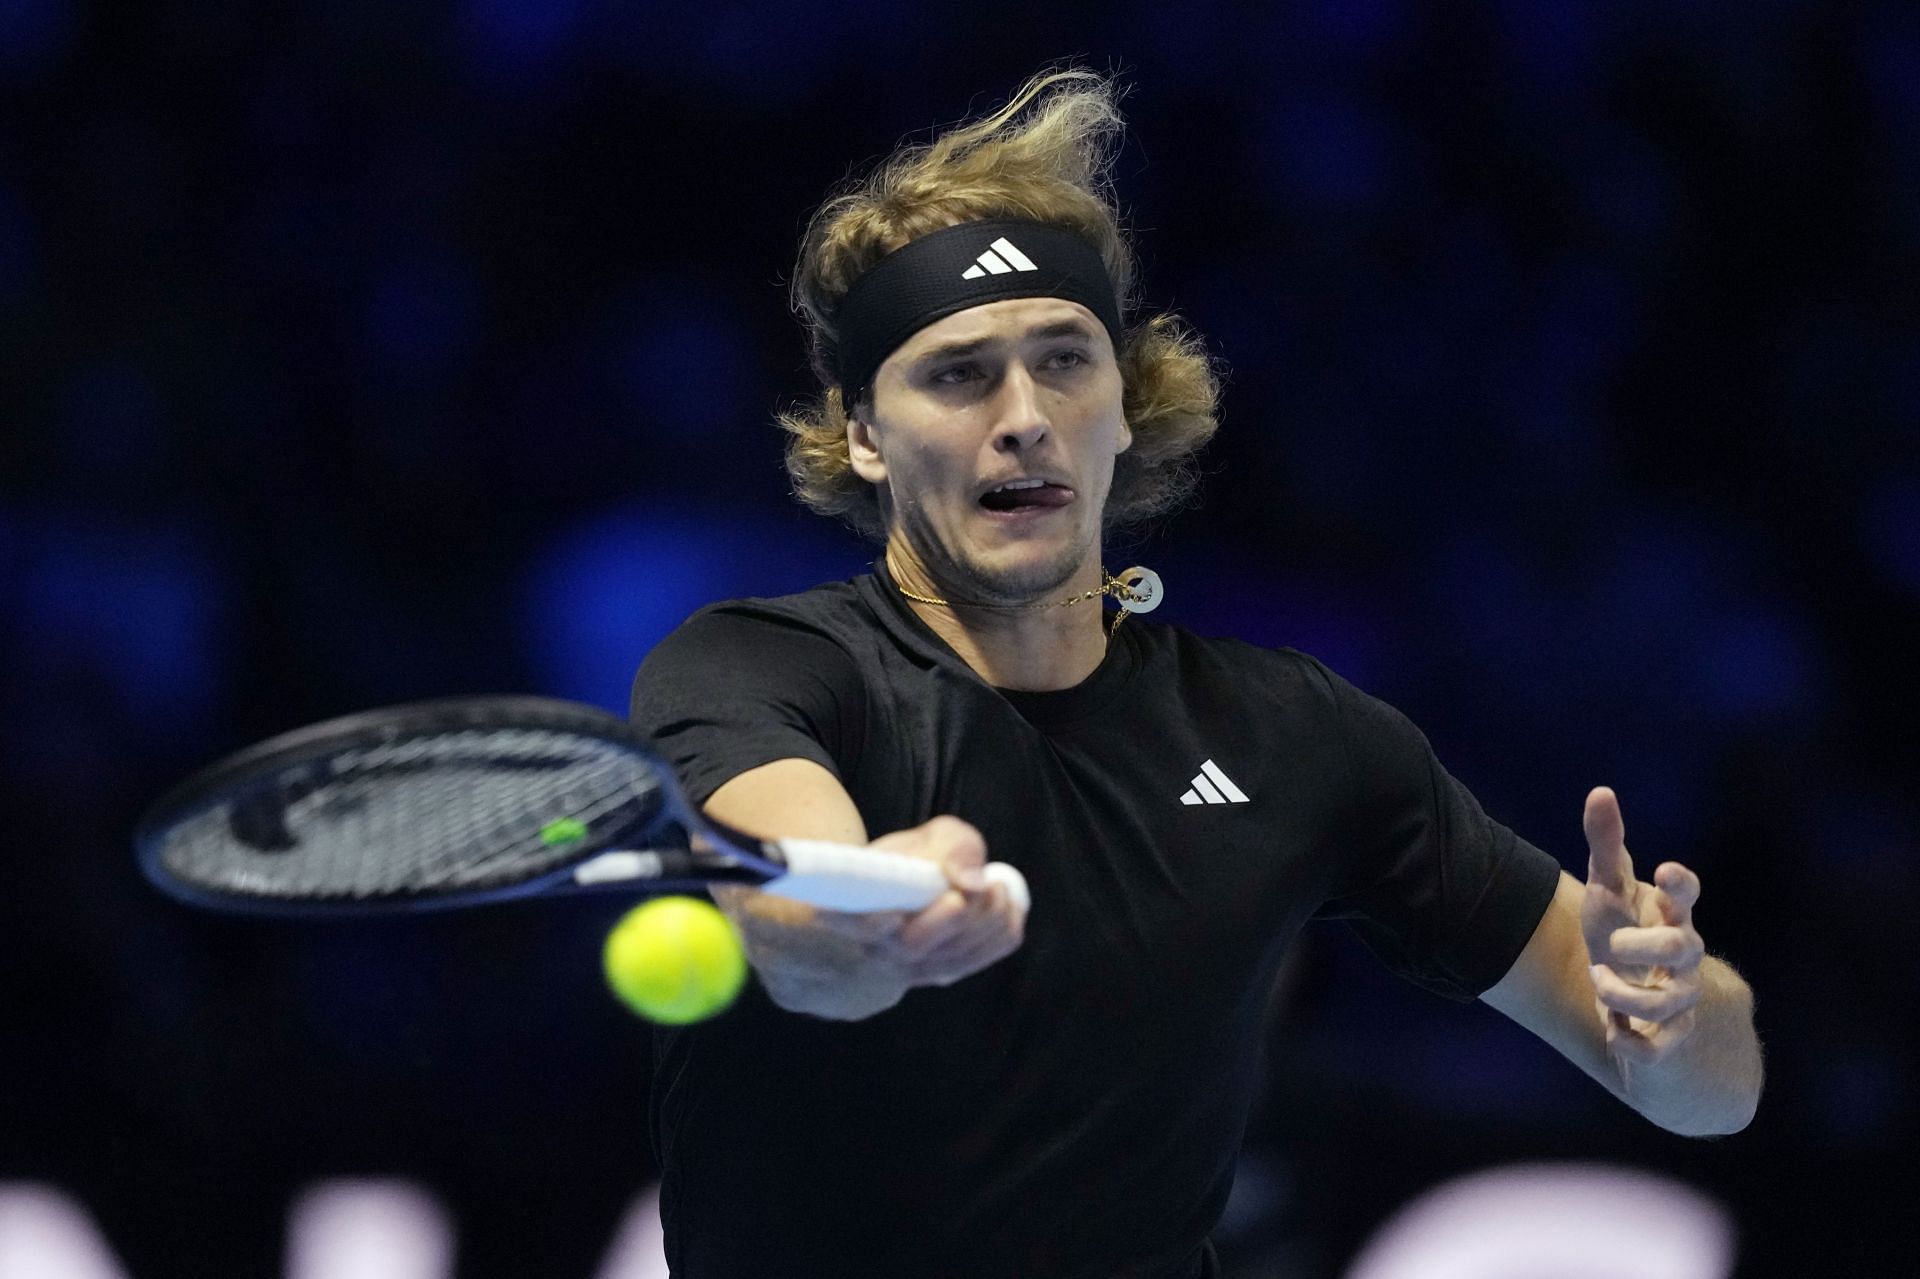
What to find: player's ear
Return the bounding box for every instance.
[847,400,887,484]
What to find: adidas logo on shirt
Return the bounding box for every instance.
[1179,759,1249,806]
[961,236,1039,279]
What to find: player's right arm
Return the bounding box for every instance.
[702,757,1026,1020]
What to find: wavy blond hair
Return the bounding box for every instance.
[779,66,1223,541]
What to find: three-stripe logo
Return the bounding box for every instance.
[961,236,1039,279]
[1180,759,1249,806]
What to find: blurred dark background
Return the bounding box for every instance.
[3,1,1915,1275]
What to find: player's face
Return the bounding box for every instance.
[850,298,1131,604]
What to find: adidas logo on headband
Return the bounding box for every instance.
[960,236,1038,279]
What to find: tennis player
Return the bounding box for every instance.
[629,68,1763,1277]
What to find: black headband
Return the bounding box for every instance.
[832,219,1125,406]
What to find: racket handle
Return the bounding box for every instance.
[983,862,1031,914]
[768,839,1030,915]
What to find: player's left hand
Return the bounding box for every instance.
[1581,786,1706,1066]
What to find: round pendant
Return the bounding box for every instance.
[1113,566,1163,613]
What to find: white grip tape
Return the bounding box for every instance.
[984,862,1031,914]
[768,839,1030,915]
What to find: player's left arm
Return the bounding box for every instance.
[1479,786,1764,1137]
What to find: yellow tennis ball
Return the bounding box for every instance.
[602,896,748,1024]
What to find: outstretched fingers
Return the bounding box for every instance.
[1582,786,1633,897]
[1653,861,1701,926]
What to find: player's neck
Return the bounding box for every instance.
[885,547,1111,692]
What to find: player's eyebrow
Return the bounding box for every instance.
[910,319,1098,366]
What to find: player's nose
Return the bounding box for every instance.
[990,363,1050,451]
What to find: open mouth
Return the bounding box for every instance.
[979,479,1074,512]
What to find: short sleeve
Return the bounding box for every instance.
[629,604,868,807]
[1300,654,1563,1001]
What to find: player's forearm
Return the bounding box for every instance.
[1613,956,1763,1137]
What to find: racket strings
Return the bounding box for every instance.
[157,728,662,900]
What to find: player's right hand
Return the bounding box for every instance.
[813,815,1028,989]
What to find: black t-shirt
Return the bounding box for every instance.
[628,567,1563,1279]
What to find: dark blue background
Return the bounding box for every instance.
[4,2,1914,1274]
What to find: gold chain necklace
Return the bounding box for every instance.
[891,566,1163,636]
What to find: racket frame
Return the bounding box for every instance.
[133,696,783,916]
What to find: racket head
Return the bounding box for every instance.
[135,696,687,915]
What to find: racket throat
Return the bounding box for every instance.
[570,849,762,889]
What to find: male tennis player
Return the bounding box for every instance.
[630,68,1763,1277]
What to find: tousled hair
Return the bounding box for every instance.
[779,65,1223,540]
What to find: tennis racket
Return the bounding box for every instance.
[135,695,1029,917]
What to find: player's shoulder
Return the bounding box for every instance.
[632,577,879,715]
[638,575,879,678]
[676,575,872,637]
